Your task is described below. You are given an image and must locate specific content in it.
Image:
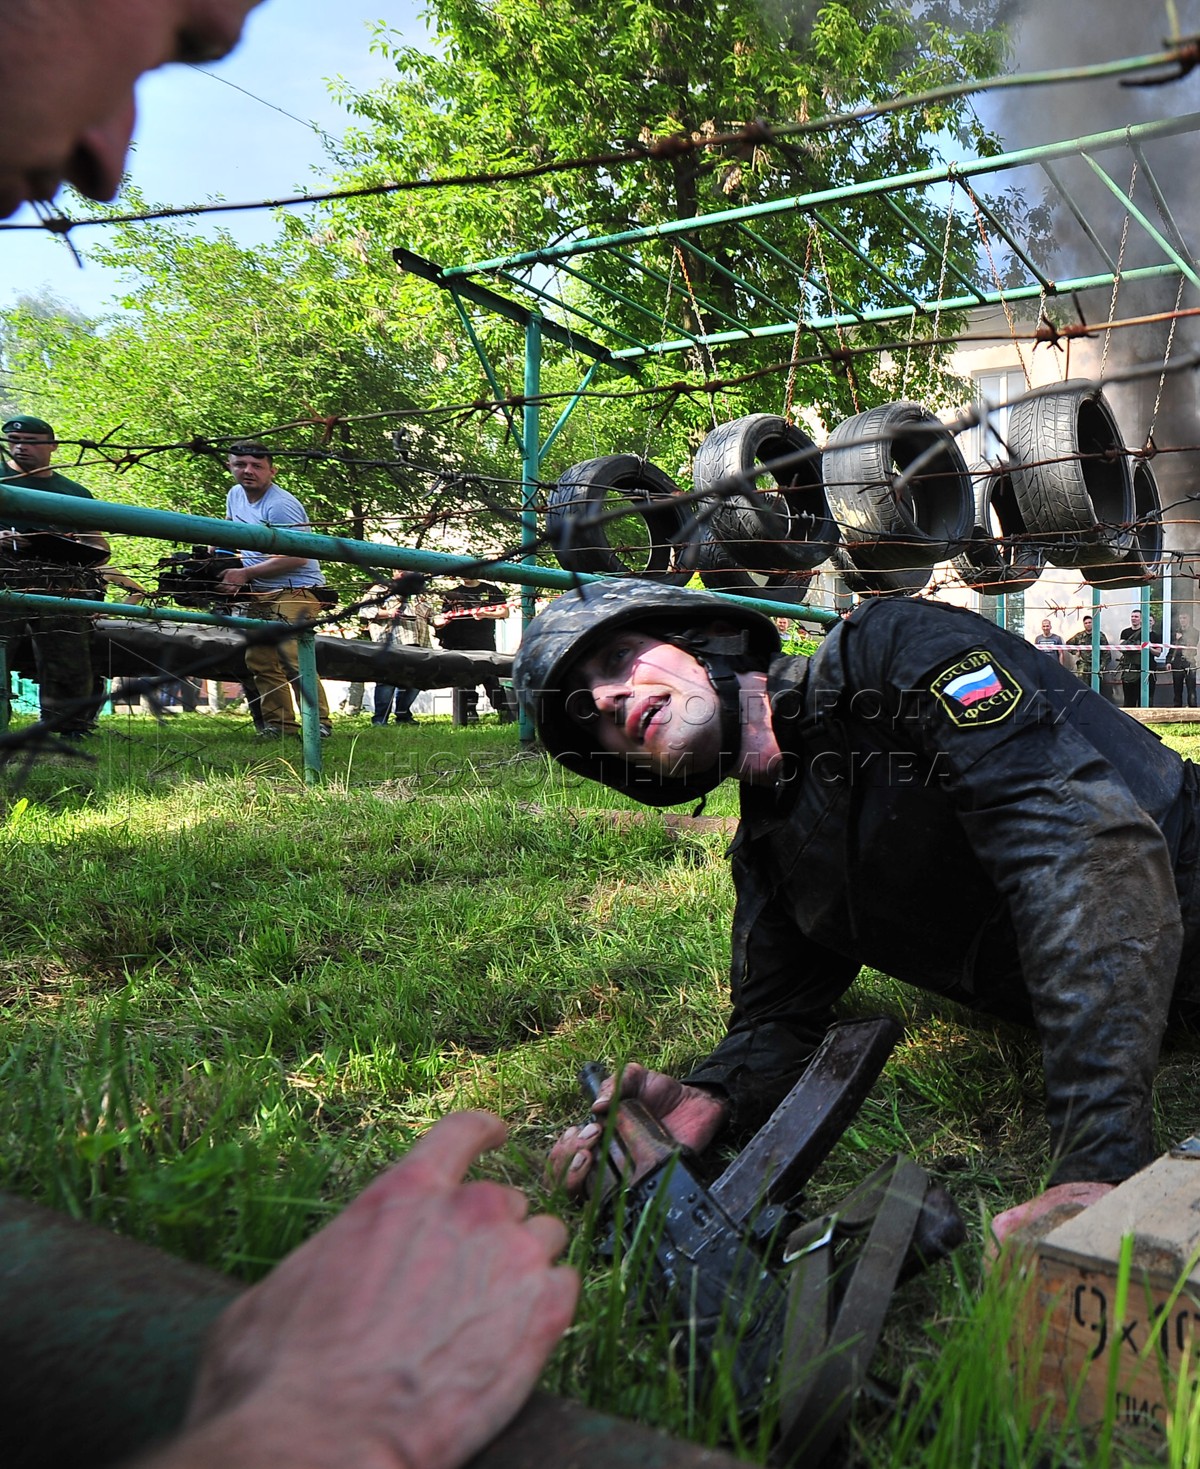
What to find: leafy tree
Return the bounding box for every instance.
[1,1,1015,584]
[0,289,94,422]
[326,0,1011,478]
[0,219,526,585]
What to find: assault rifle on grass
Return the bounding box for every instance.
[580,1018,964,1460]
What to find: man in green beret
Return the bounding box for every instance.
[1,416,110,737]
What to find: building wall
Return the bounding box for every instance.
[917,307,1184,678]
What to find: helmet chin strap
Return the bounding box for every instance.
[659,629,752,793]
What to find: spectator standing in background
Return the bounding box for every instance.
[434,578,514,724]
[1033,616,1065,667]
[1172,610,1198,709]
[366,581,433,725]
[1118,609,1159,709]
[1066,614,1110,688]
[0,415,110,738]
[774,617,810,656]
[218,443,332,739]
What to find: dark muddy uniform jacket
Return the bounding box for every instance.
[683,598,1200,1185]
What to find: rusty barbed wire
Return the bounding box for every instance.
[8,301,1198,468]
[2,353,1200,770]
[2,41,1197,237]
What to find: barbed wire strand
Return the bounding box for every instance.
[3,41,1197,236]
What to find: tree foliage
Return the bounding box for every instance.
[0,218,523,582]
[0,0,1013,579]
[330,0,1010,468]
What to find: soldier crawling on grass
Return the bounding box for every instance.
[513,580,1200,1243]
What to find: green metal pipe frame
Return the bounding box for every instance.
[393,247,614,365]
[447,112,1200,282]
[1039,160,1118,275]
[606,262,1188,358]
[727,225,808,298]
[551,254,703,343]
[487,264,648,351]
[1142,581,1153,705]
[807,208,926,311]
[449,291,523,453]
[732,223,865,320]
[673,236,796,321]
[876,195,987,304]
[0,587,328,778]
[0,588,262,630]
[0,482,837,624]
[734,220,863,321]
[959,189,1053,293]
[296,628,323,782]
[0,465,836,766]
[607,249,742,338]
[1079,153,1200,295]
[1128,142,1197,275]
[538,359,600,464]
[409,111,1200,367]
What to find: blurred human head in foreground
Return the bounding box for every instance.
[0,0,262,218]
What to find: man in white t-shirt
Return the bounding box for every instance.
[219,442,331,737]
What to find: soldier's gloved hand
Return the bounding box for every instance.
[547,1062,728,1198]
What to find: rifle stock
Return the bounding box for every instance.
[710,1016,902,1225]
[576,1017,909,1411]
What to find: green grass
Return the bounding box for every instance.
[2,707,1200,1464]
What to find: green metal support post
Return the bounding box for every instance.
[520,315,542,742]
[296,627,323,783]
[1092,584,1103,693]
[1142,582,1154,707]
[0,640,8,732]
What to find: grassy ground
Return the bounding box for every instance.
[5,707,1200,1464]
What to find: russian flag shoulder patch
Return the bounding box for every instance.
[929,648,1023,728]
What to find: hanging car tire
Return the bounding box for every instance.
[546,455,693,582]
[950,463,1043,598]
[691,532,815,604]
[821,401,974,572]
[1083,457,1164,589]
[831,546,931,598]
[691,414,838,573]
[1006,382,1134,567]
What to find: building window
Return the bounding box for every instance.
[964,368,1028,464]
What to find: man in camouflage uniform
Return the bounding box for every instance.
[0,416,108,736]
[1066,613,1110,686]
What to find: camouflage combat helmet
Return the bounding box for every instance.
[512,579,780,806]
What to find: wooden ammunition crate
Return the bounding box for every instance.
[1021,1144,1200,1445]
